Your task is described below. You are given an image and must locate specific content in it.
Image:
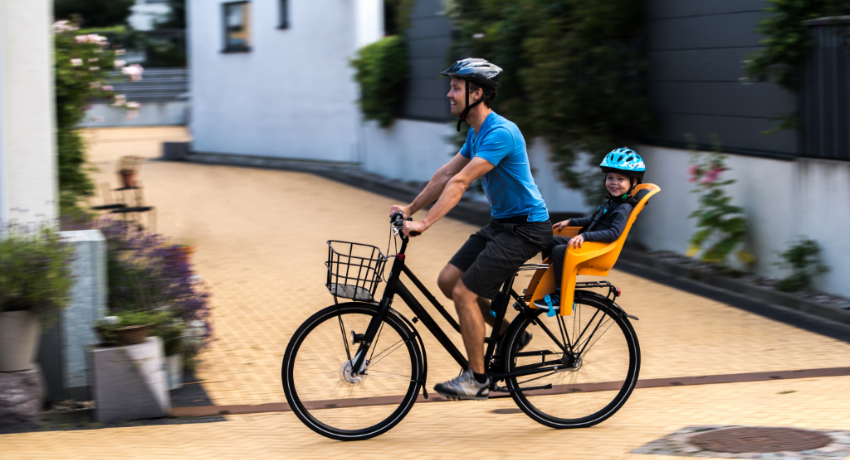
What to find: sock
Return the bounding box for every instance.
[472,371,488,384]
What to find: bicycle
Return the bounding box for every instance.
[281,213,641,441]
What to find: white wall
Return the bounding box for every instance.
[81,101,189,127]
[634,145,850,298]
[189,0,381,163]
[0,1,57,222]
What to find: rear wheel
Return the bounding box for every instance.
[502,294,640,428]
[282,303,422,441]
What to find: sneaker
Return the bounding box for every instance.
[533,292,560,311]
[434,369,489,401]
[517,330,533,352]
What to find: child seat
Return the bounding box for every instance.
[527,183,660,316]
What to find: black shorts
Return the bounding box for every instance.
[449,219,552,300]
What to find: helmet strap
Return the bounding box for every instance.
[456,79,485,132]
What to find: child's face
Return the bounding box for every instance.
[606,172,633,196]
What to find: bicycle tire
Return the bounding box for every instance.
[282,302,423,441]
[502,293,640,429]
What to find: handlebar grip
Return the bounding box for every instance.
[410,231,421,237]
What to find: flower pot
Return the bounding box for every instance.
[0,311,40,372]
[95,324,153,347]
[119,169,136,188]
[166,353,183,390]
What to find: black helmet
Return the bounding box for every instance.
[441,58,502,89]
[441,58,503,131]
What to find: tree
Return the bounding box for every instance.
[155,0,186,30]
[54,0,134,28]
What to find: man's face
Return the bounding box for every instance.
[447,77,481,117]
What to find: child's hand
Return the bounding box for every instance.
[552,220,571,231]
[567,235,585,249]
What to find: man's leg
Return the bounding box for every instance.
[451,279,486,374]
[438,264,507,335]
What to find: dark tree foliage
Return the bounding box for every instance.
[54,0,135,28]
[445,0,652,203]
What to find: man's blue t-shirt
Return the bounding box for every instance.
[460,112,549,222]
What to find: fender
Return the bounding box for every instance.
[574,290,639,321]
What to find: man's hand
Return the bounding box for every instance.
[553,220,571,231]
[567,234,585,249]
[390,205,410,219]
[403,220,427,237]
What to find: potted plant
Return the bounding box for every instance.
[94,310,169,347]
[158,317,187,389]
[0,224,74,372]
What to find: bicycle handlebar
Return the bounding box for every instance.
[390,212,420,237]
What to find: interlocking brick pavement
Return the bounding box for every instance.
[11,126,839,458]
[80,127,850,408]
[3,376,850,459]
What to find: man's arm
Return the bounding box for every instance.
[404,157,494,236]
[391,153,470,218]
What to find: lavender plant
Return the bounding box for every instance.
[97,220,212,357]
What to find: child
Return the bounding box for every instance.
[535,147,647,310]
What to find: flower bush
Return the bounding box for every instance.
[96,220,211,360]
[686,147,752,266]
[54,20,143,214]
[0,224,75,319]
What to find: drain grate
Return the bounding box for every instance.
[689,427,832,453]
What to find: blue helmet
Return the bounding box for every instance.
[600,147,646,181]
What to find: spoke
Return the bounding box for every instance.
[576,313,612,357]
[365,370,415,382]
[368,339,408,369]
[578,319,615,358]
[556,314,572,351]
[369,321,385,362]
[338,315,352,364]
[517,370,556,386]
[574,309,601,349]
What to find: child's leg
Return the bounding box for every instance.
[542,236,571,261]
[550,244,569,291]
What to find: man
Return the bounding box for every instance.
[389,58,552,400]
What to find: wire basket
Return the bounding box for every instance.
[325,240,387,302]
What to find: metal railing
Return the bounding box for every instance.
[800,17,850,161]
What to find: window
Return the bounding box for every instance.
[223,2,251,52]
[279,0,289,29]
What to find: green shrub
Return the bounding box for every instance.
[0,224,75,318]
[351,36,409,128]
[774,238,829,292]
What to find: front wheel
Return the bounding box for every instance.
[282,302,423,441]
[502,294,640,429]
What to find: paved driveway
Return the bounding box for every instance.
[4,127,847,459]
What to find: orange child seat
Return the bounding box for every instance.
[528,183,660,316]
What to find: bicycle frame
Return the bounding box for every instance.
[348,232,553,385]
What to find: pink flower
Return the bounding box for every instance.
[114,60,127,69]
[75,35,88,44]
[90,81,101,89]
[102,85,113,91]
[122,64,144,82]
[70,58,82,66]
[125,101,141,110]
[89,66,100,71]
[88,58,99,63]
[115,49,126,56]
[112,94,127,107]
[53,20,78,33]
